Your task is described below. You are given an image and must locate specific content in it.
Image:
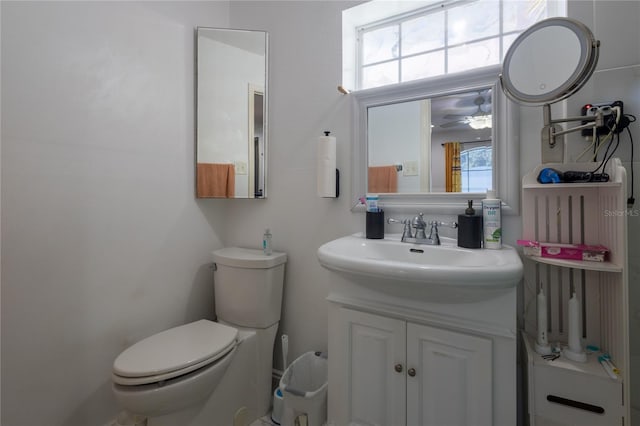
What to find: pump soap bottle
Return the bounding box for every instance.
[457,200,482,248]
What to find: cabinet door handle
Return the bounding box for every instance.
[394,363,403,373]
[408,368,416,377]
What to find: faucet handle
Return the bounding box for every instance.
[429,220,458,229]
[387,217,413,239]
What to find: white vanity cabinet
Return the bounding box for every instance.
[333,307,493,426]
[319,229,522,425]
[328,298,513,426]
[406,318,492,426]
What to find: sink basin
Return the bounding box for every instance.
[317,234,523,290]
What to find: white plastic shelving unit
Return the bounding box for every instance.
[521,159,629,426]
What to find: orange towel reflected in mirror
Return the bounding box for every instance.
[368,166,398,193]
[197,163,235,198]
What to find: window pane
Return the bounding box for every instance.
[401,51,445,82]
[502,33,518,60]
[448,37,500,73]
[362,61,399,89]
[448,0,500,45]
[461,147,492,192]
[362,25,399,65]
[401,12,445,56]
[503,0,548,33]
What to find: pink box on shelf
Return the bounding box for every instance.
[517,240,609,262]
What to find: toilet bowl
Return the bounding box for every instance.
[111,247,287,426]
[112,320,238,417]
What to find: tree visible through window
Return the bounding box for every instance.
[460,146,492,192]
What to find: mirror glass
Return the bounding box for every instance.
[196,27,268,198]
[501,17,599,105]
[352,66,520,214]
[368,88,493,194]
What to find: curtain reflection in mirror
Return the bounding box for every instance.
[444,142,461,192]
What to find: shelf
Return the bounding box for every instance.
[522,181,621,189]
[522,159,624,189]
[522,332,620,382]
[523,255,623,273]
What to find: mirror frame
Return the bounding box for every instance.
[500,17,599,106]
[352,65,520,215]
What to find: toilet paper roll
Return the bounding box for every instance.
[317,134,336,197]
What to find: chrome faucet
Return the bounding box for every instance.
[388,213,457,245]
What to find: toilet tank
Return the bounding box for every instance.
[212,247,287,329]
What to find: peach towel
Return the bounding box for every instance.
[368,166,398,193]
[197,163,235,198]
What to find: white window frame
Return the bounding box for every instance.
[344,0,566,91]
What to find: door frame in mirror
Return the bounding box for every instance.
[352,65,520,215]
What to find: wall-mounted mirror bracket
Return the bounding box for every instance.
[541,104,604,162]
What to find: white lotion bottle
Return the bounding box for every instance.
[482,190,502,249]
[263,228,273,255]
[535,286,552,355]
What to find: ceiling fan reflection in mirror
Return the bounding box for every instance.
[440,91,492,129]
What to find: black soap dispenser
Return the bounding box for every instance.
[458,200,483,248]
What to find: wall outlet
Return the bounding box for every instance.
[580,100,624,136]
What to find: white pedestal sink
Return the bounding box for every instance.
[318,233,523,303]
[318,233,523,426]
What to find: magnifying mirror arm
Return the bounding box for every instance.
[541,103,604,161]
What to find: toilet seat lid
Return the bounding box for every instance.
[113,320,238,380]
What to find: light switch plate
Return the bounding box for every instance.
[403,161,418,176]
[235,161,248,175]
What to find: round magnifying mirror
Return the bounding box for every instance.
[501,17,599,105]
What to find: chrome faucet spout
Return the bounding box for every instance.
[412,213,427,240]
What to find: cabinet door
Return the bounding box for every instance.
[340,308,406,426]
[407,323,493,426]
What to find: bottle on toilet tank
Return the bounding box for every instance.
[263,228,273,255]
[482,190,502,249]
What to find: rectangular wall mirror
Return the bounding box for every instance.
[196,27,268,198]
[352,66,520,214]
[368,88,493,194]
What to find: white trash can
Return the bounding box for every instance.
[279,351,328,426]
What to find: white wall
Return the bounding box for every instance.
[1,0,638,425]
[368,100,421,192]
[1,2,230,425]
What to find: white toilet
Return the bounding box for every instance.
[112,247,287,426]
